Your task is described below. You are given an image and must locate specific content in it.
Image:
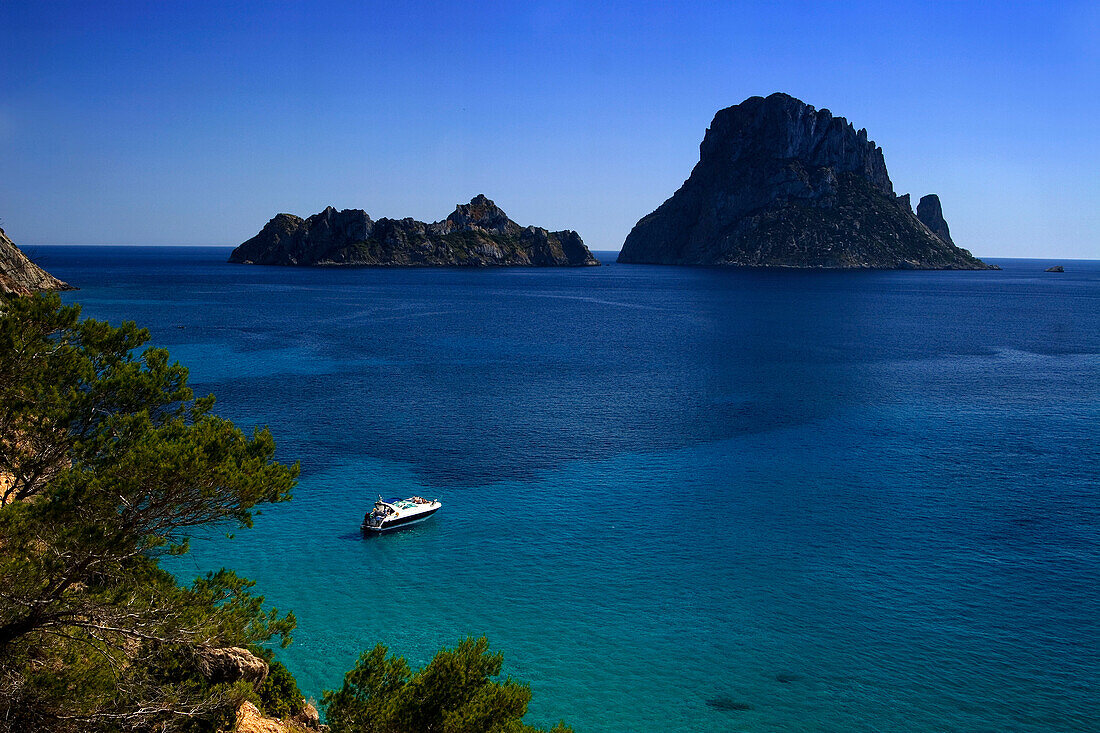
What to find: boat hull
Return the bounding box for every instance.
[362,505,440,533]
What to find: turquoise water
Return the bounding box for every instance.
[41,247,1100,732]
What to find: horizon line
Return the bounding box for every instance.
[20,243,1097,262]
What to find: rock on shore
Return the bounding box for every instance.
[230,195,599,267]
[618,93,995,269]
[234,701,321,733]
[0,225,72,294]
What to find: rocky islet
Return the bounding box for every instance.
[618,93,995,269]
[229,195,600,268]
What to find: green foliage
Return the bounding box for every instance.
[322,636,572,733]
[0,294,570,732]
[0,293,299,731]
[257,657,305,720]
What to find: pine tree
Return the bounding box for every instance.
[0,294,299,731]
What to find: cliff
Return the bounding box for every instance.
[230,195,599,267]
[234,701,320,733]
[916,194,954,247]
[618,93,993,269]
[0,226,72,295]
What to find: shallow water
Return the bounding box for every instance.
[41,246,1100,732]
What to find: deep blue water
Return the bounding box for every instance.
[38,246,1100,732]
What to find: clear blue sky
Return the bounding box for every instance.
[2,1,1097,257]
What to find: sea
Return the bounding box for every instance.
[35,245,1100,732]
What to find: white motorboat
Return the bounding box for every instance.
[361,495,441,533]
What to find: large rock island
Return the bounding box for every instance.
[0,225,72,295]
[230,195,599,267]
[618,93,994,269]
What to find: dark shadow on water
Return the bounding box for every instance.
[706,697,753,712]
[48,247,1100,490]
[774,672,803,684]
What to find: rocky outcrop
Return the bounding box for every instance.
[1045,265,1064,272]
[0,226,72,295]
[234,701,321,733]
[195,646,269,686]
[292,703,321,730]
[230,195,599,267]
[618,93,994,269]
[916,194,954,247]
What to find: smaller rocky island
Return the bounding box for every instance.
[0,225,72,295]
[230,195,599,267]
[1045,265,1064,273]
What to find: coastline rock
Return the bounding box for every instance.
[291,702,321,730]
[234,701,320,733]
[0,225,73,295]
[617,93,994,269]
[916,194,954,246]
[195,646,269,686]
[230,195,599,267]
[1045,265,1064,272]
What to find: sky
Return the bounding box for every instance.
[1,0,1098,258]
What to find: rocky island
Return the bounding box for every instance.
[618,93,995,269]
[230,194,599,267]
[0,225,72,295]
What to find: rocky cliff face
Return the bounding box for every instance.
[195,646,269,686]
[0,226,72,295]
[230,195,599,267]
[618,93,993,269]
[235,701,320,733]
[916,194,954,247]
